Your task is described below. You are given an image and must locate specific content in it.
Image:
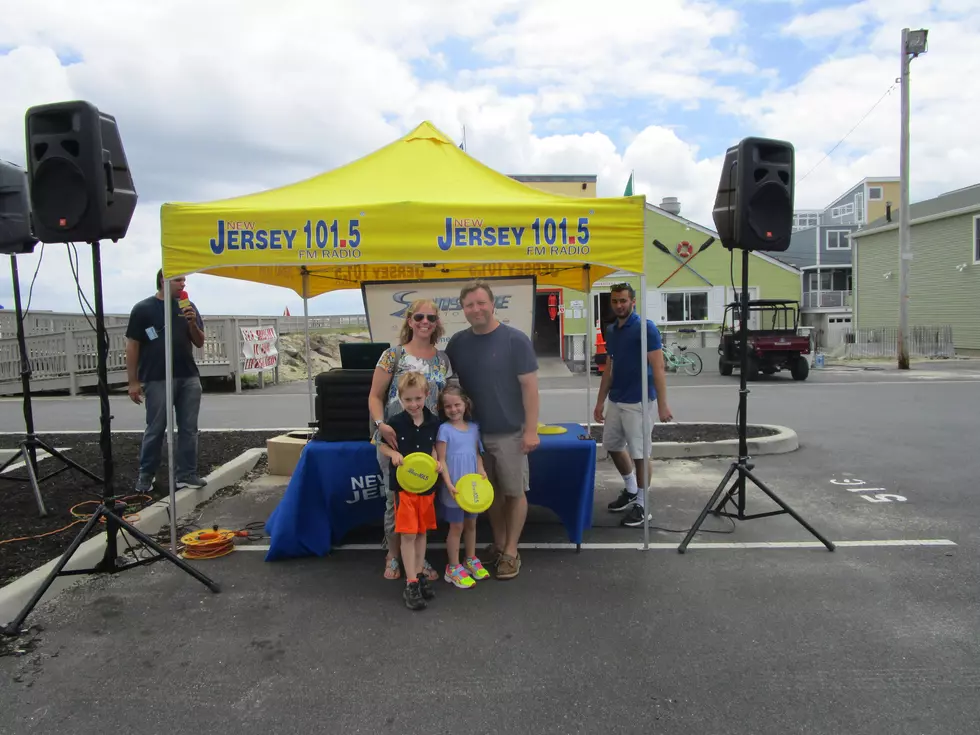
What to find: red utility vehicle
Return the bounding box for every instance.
[717,299,811,381]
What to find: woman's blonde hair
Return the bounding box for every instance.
[398,298,444,345]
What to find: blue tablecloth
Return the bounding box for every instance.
[264,423,596,560]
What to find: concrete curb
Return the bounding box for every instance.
[0,447,266,627]
[588,421,798,460]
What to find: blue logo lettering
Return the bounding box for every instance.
[389,289,512,318]
[210,220,296,255]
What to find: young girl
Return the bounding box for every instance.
[436,384,491,589]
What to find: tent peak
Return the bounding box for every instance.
[402,120,456,146]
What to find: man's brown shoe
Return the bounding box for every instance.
[496,553,521,580]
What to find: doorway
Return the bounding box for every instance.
[533,290,562,357]
[592,292,615,333]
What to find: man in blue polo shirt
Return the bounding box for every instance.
[593,283,674,527]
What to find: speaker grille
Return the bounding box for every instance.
[32,157,89,230]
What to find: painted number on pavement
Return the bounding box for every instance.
[830,477,907,504]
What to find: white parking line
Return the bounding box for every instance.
[537,379,980,394]
[234,539,956,552]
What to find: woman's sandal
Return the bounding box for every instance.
[384,556,401,580]
[422,559,438,581]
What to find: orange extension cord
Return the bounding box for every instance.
[179,528,240,560]
[0,494,150,546]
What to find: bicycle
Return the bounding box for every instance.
[663,342,703,376]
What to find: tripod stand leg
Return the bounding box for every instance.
[103,508,221,592]
[2,508,104,636]
[33,438,104,484]
[0,446,49,516]
[677,462,738,553]
[742,468,835,551]
[19,445,49,517]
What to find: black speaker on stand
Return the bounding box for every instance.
[1,159,104,517]
[3,101,218,638]
[25,100,137,244]
[678,137,834,553]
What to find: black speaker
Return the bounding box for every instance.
[712,136,794,252]
[314,369,375,442]
[340,342,391,370]
[0,160,38,255]
[24,100,138,244]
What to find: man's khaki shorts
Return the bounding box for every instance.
[482,431,529,498]
[603,399,655,460]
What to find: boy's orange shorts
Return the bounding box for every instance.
[394,492,437,535]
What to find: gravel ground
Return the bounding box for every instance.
[589,422,777,444]
[0,430,280,587]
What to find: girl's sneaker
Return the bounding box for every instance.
[464,556,490,580]
[444,564,476,589]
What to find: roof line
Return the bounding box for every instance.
[508,174,598,183]
[852,202,980,238]
[643,202,801,274]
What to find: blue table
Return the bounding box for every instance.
[264,423,596,561]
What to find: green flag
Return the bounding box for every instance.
[623,171,634,196]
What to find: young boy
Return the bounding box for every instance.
[378,371,442,610]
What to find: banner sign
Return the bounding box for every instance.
[361,277,536,349]
[240,325,279,373]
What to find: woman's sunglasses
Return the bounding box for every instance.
[412,313,439,323]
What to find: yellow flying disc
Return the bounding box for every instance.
[537,424,567,435]
[454,474,494,514]
[396,452,438,494]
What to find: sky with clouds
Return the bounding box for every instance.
[0,0,976,318]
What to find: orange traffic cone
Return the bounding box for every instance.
[595,328,607,373]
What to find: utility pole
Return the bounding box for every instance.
[898,27,929,369]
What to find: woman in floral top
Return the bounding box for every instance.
[368,298,451,581]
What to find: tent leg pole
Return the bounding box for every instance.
[639,273,649,552]
[586,291,592,437]
[302,272,313,426]
[164,281,177,553]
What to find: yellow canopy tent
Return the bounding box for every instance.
[158,121,659,551]
[160,121,645,294]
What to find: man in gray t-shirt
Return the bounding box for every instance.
[445,280,539,580]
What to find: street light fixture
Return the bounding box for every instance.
[897,27,928,370]
[906,29,928,56]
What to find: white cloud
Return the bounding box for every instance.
[0,0,977,318]
[744,6,980,209]
[782,2,874,39]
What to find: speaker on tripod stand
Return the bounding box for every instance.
[1,159,105,516]
[677,136,835,553]
[3,101,218,638]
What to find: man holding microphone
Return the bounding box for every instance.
[593,283,674,527]
[125,269,207,493]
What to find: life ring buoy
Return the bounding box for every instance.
[676,241,693,258]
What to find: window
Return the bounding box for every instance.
[827,230,851,249]
[830,203,855,219]
[974,215,980,264]
[793,213,819,231]
[869,186,883,200]
[855,193,864,223]
[807,272,832,291]
[663,291,708,322]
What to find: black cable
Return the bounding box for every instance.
[15,244,45,374]
[648,516,736,535]
[66,243,98,333]
[20,244,44,319]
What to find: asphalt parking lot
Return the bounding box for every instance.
[1,360,979,734]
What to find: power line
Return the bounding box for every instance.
[797,82,898,184]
